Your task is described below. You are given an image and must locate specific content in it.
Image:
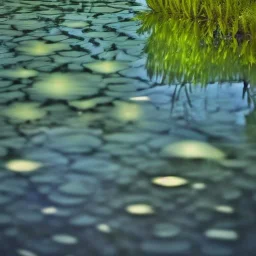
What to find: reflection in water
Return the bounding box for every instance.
[137,13,256,85]
[246,106,256,140]
[137,11,256,139]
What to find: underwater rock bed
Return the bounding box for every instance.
[0,0,256,256]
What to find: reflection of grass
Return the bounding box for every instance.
[136,13,256,85]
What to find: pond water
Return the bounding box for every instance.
[1,0,256,255]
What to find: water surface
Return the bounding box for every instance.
[1,0,256,255]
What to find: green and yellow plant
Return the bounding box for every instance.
[146,0,256,30]
[136,12,256,85]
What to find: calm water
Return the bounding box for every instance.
[1,0,256,255]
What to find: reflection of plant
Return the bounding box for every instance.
[136,13,256,85]
[245,86,256,138]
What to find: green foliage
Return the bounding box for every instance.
[146,0,256,28]
[136,12,256,85]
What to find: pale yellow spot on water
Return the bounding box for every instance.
[162,140,225,160]
[84,61,129,74]
[219,159,248,169]
[41,207,58,215]
[205,229,238,240]
[6,160,42,173]
[2,103,46,121]
[129,96,151,102]
[152,176,188,187]
[114,102,142,121]
[215,205,234,214]
[46,75,70,96]
[61,21,89,28]
[33,73,83,99]
[26,42,47,55]
[70,100,97,110]
[192,183,206,190]
[96,224,111,233]
[0,68,38,79]
[52,234,78,244]
[126,204,154,215]
[17,41,70,56]
[17,249,38,256]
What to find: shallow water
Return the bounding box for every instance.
[1,0,256,255]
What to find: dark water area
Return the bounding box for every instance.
[1,0,256,255]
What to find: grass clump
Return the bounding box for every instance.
[136,12,256,85]
[147,0,256,20]
[146,0,256,36]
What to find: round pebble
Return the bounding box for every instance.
[126,204,154,215]
[52,234,78,245]
[205,229,239,241]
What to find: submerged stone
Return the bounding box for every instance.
[5,159,42,173]
[59,180,95,196]
[52,234,78,245]
[205,229,239,241]
[17,249,38,256]
[152,176,188,188]
[162,140,226,160]
[153,223,181,238]
[126,204,154,215]
[141,240,191,254]
[70,214,97,226]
